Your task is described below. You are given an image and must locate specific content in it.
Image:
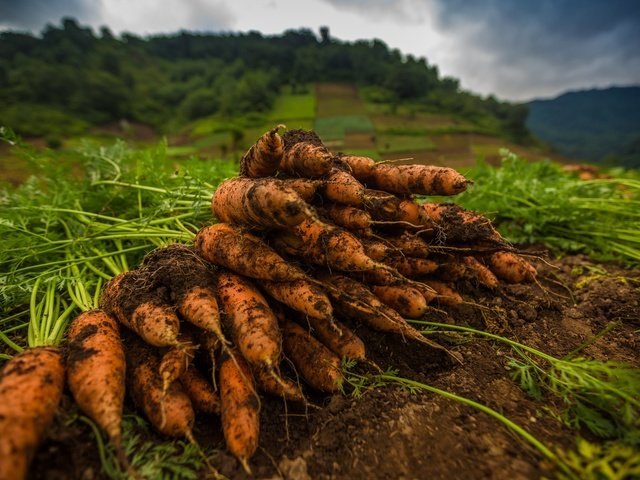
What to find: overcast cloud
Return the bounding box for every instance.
[0,0,638,101]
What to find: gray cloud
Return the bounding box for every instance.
[184,0,235,31]
[320,0,430,23]
[431,0,640,99]
[0,0,98,31]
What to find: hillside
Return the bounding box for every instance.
[527,86,640,167]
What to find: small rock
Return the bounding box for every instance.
[279,456,311,480]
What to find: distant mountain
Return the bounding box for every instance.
[526,86,640,167]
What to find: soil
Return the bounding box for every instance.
[28,253,639,480]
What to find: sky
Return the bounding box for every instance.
[1,0,639,101]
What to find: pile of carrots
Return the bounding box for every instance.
[0,126,537,479]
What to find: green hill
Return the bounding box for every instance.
[526,86,640,167]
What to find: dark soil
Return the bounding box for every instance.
[29,253,639,480]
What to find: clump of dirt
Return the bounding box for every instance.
[29,254,639,479]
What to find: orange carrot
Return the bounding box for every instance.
[180,365,220,414]
[385,233,431,258]
[66,310,128,468]
[486,251,536,284]
[212,176,317,229]
[195,223,307,282]
[159,330,198,394]
[219,350,260,473]
[301,314,366,361]
[281,318,343,393]
[436,257,468,282]
[421,280,463,305]
[325,204,372,231]
[420,203,504,245]
[372,285,428,319]
[370,164,470,196]
[261,279,334,323]
[383,256,439,278]
[322,168,365,206]
[126,335,195,438]
[0,347,65,480]
[217,272,282,372]
[252,367,305,402]
[464,256,499,288]
[281,129,332,178]
[339,154,376,181]
[100,271,180,348]
[280,178,323,202]
[239,124,285,178]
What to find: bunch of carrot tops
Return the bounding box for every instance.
[0,126,537,479]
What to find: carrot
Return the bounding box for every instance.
[486,251,536,284]
[277,219,398,276]
[195,223,307,282]
[217,272,282,373]
[436,257,468,282]
[322,274,448,353]
[100,271,180,348]
[363,191,422,225]
[252,367,305,402]
[0,347,65,480]
[463,256,499,288]
[281,318,343,392]
[421,280,463,305]
[159,330,198,394]
[180,364,220,414]
[420,203,504,245]
[339,154,376,181]
[385,233,431,258]
[370,164,470,196]
[261,279,334,323]
[219,350,260,473]
[281,129,333,178]
[325,204,372,231]
[371,285,428,319]
[212,176,317,229]
[66,310,128,468]
[142,244,226,342]
[239,124,285,178]
[322,168,365,206]
[280,178,323,202]
[125,334,195,438]
[301,314,366,361]
[383,256,439,278]
[360,238,395,261]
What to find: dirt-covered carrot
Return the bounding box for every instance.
[66,310,128,468]
[252,367,305,402]
[281,318,343,392]
[240,124,285,178]
[372,285,428,319]
[180,364,220,414]
[280,178,323,202]
[322,168,366,206]
[339,154,376,181]
[0,347,65,480]
[322,274,448,353]
[385,233,431,258]
[212,177,317,229]
[436,257,468,282]
[383,256,439,278]
[363,191,422,225]
[360,238,395,261]
[219,350,260,473]
[486,251,536,284]
[370,164,470,196]
[141,244,226,342]
[463,256,499,288]
[195,223,307,282]
[125,334,195,438]
[420,203,504,245]
[281,129,333,178]
[325,204,372,231]
[301,314,366,361]
[159,330,198,394]
[261,279,334,323]
[217,272,282,372]
[421,280,463,305]
[100,271,180,348]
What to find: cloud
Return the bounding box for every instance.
[430,0,640,99]
[319,0,431,23]
[0,0,98,31]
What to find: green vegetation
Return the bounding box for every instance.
[527,87,640,166]
[314,115,374,141]
[455,151,640,265]
[0,18,530,143]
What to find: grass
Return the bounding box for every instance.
[315,83,367,117]
[314,115,374,142]
[267,86,316,121]
[377,134,435,154]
